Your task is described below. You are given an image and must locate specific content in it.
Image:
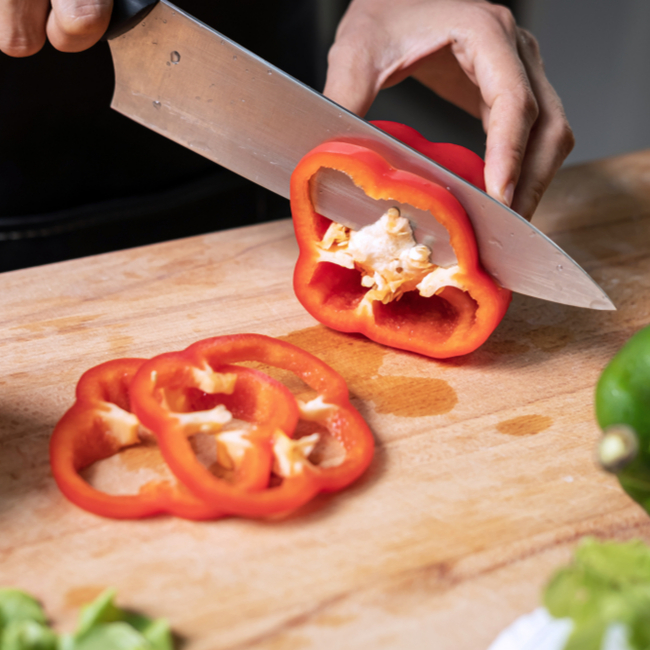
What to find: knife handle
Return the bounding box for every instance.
[104,0,159,40]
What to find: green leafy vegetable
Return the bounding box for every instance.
[1,620,58,650]
[0,589,48,631]
[544,537,650,650]
[72,590,172,650]
[0,588,173,650]
[74,622,154,650]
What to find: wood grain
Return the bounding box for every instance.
[2,150,650,649]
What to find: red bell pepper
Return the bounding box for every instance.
[50,357,299,520]
[129,334,375,518]
[289,120,511,359]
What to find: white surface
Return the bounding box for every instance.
[487,608,633,650]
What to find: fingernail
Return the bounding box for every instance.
[502,182,515,207]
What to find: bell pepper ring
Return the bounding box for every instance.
[50,358,225,519]
[289,120,512,359]
[50,357,299,520]
[129,334,375,518]
[128,345,300,496]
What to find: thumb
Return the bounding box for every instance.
[47,0,112,52]
[323,42,380,117]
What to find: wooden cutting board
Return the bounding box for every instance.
[2,149,650,649]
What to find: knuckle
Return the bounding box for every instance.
[518,28,541,57]
[518,87,540,124]
[0,32,44,57]
[57,0,110,35]
[527,177,548,209]
[327,39,374,74]
[552,119,576,158]
[326,41,349,67]
[483,3,518,37]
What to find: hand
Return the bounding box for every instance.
[324,0,575,220]
[0,0,112,57]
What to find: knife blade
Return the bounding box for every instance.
[106,0,615,310]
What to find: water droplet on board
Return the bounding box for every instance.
[233,55,237,61]
[162,18,167,23]
[529,231,537,238]
[152,100,161,109]
[267,69,272,75]
[170,51,180,64]
[489,238,503,248]
[556,264,563,272]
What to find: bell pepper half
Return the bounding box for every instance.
[289,120,512,359]
[50,357,299,520]
[129,333,375,518]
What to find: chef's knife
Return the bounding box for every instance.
[105,0,614,310]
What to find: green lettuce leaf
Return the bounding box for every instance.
[0,620,58,650]
[544,538,650,649]
[0,588,173,650]
[73,590,172,650]
[0,590,47,633]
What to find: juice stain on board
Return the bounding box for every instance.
[280,326,457,418]
[496,415,553,436]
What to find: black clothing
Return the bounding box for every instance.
[0,1,322,271]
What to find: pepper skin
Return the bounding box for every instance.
[129,334,375,518]
[50,357,299,520]
[289,120,511,359]
[596,325,650,510]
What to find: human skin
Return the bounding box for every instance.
[324,0,575,220]
[0,0,574,220]
[0,0,112,54]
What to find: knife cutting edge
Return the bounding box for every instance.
[105,0,615,311]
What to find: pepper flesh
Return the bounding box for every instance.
[129,333,375,518]
[50,357,299,520]
[290,120,511,358]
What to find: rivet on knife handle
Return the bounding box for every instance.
[104,0,159,40]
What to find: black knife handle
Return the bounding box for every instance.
[104,0,159,40]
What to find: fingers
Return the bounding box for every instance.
[324,0,573,220]
[450,6,573,219]
[47,0,112,52]
[0,0,50,56]
[508,30,575,219]
[0,0,111,56]
[323,16,383,117]
[456,4,540,211]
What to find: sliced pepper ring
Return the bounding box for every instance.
[127,346,300,495]
[50,357,298,520]
[289,120,512,359]
[50,358,226,520]
[130,333,375,517]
